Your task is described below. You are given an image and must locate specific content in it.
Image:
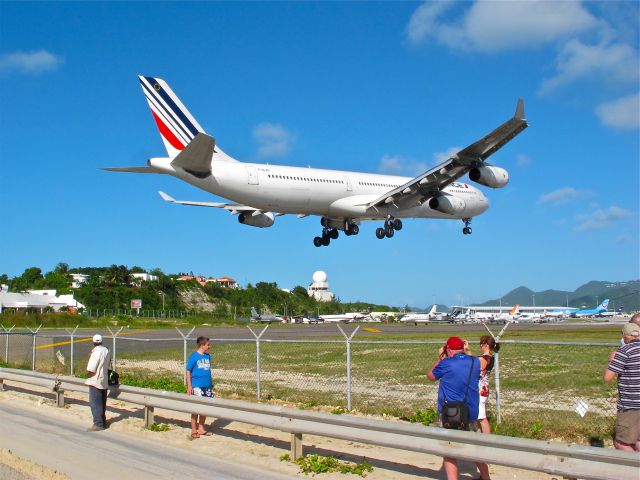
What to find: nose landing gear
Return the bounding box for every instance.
[462,218,473,235]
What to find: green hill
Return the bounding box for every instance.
[481,280,640,312]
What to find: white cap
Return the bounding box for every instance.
[92,334,103,343]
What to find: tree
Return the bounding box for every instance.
[292,286,309,297]
[54,262,69,274]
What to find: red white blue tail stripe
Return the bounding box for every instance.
[139,75,204,157]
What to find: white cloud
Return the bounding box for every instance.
[574,205,634,232]
[378,154,428,176]
[432,146,460,165]
[540,38,640,94]
[406,1,597,52]
[379,147,460,176]
[252,123,294,158]
[595,93,640,130]
[516,154,532,167]
[538,187,593,205]
[0,50,63,75]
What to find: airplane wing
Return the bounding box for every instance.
[158,191,284,216]
[366,99,527,210]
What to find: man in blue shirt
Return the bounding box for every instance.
[428,336,489,480]
[186,336,213,439]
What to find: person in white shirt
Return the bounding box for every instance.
[85,334,111,431]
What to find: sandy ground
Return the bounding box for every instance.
[0,382,560,480]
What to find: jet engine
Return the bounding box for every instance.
[238,212,275,228]
[469,165,509,188]
[428,194,466,215]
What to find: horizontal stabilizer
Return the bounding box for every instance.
[101,166,162,174]
[171,133,215,178]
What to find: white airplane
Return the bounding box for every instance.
[486,304,521,323]
[250,307,286,323]
[319,312,371,323]
[400,305,449,325]
[104,76,528,246]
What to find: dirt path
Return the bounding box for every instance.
[0,382,559,480]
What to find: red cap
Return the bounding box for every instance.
[446,336,465,351]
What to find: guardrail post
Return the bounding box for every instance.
[107,327,124,369]
[337,325,360,411]
[0,378,4,391]
[64,325,79,376]
[26,325,42,371]
[55,389,65,407]
[175,327,196,384]
[1,325,15,363]
[144,406,155,428]
[247,325,269,400]
[290,432,303,460]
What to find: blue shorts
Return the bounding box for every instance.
[192,387,214,398]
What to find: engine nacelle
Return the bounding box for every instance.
[428,194,466,215]
[238,212,275,228]
[469,165,509,188]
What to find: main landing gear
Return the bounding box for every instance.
[375,216,402,240]
[462,218,473,235]
[313,218,359,247]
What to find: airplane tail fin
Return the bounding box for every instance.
[428,305,437,315]
[510,304,520,314]
[138,76,238,163]
[139,76,205,158]
[251,307,258,317]
[598,299,609,310]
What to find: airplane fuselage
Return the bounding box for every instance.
[160,159,489,221]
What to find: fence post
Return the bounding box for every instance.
[64,325,79,376]
[247,325,269,400]
[481,321,511,425]
[337,325,360,411]
[26,325,42,371]
[107,327,124,369]
[494,352,501,425]
[175,327,196,384]
[1,325,15,363]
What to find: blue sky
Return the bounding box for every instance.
[1,1,638,308]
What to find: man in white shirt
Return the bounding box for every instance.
[85,334,111,431]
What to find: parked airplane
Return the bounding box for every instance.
[543,308,577,319]
[250,307,286,323]
[400,305,449,325]
[572,299,610,318]
[488,304,521,323]
[319,312,372,323]
[104,76,528,246]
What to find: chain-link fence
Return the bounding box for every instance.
[0,325,619,442]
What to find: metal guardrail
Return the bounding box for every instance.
[0,367,637,480]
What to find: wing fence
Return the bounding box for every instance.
[0,325,619,442]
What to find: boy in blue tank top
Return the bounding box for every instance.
[186,336,213,438]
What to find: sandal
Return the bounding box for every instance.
[190,432,200,439]
[198,431,212,436]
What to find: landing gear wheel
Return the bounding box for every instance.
[462,227,472,235]
[313,237,323,247]
[351,224,359,235]
[385,226,395,238]
[375,227,386,239]
[329,229,339,240]
[393,219,403,231]
[321,235,330,246]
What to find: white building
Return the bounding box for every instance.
[307,271,334,302]
[71,273,89,289]
[131,273,159,283]
[0,290,85,313]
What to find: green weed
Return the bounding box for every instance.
[291,454,373,476]
[147,423,170,432]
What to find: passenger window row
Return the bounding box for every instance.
[268,174,343,184]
